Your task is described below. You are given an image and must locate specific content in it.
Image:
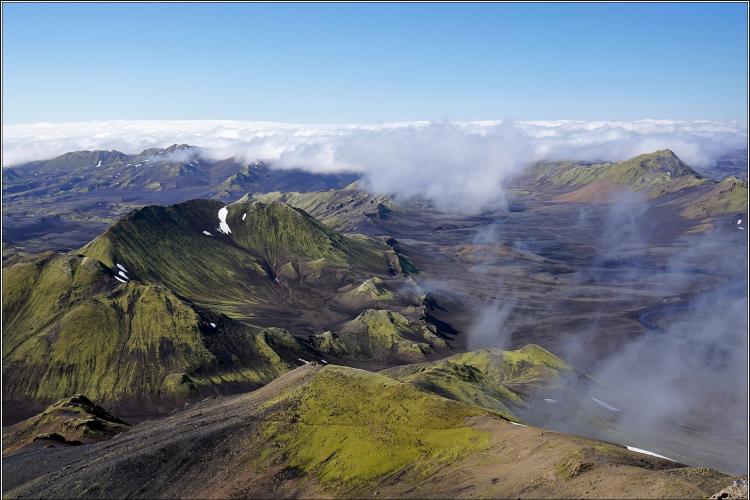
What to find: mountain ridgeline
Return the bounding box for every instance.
[80,199,396,315]
[2,144,357,198]
[2,144,359,254]
[2,364,736,499]
[4,146,746,257]
[525,149,747,218]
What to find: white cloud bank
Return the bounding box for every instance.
[3,119,746,210]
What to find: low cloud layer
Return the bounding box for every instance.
[3,119,746,210]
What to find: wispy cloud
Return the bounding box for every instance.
[3,119,746,210]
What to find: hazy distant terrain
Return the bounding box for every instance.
[2,145,357,255]
[699,149,749,180]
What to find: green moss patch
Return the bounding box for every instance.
[382,344,573,416]
[2,252,309,411]
[681,176,748,218]
[536,150,709,199]
[311,309,448,364]
[257,366,491,489]
[3,394,130,454]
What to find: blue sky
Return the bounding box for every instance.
[2,2,747,124]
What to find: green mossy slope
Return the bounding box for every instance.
[2,252,309,414]
[3,394,130,454]
[330,277,396,311]
[381,344,575,415]
[249,184,398,232]
[311,309,449,365]
[256,365,494,489]
[533,150,708,199]
[3,198,425,415]
[680,176,748,218]
[1,364,734,499]
[80,199,396,320]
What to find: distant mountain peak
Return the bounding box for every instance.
[165,143,195,152]
[137,144,199,157]
[49,149,129,168]
[651,148,678,157]
[624,149,699,178]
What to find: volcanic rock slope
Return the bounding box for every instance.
[1,364,736,499]
[380,344,581,415]
[2,394,131,455]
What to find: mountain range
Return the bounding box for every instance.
[3,198,453,419]
[3,147,747,256]
[2,147,747,498]
[2,145,356,254]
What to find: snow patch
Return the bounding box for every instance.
[626,446,673,461]
[217,206,231,234]
[242,212,247,221]
[320,359,328,364]
[114,276,127,283]
[95,160,102,168]
[591,396,621,412]
[509,421,527,427]
[544,398,557,404]
[116,263,128,273]
[209,322,217,328]
[118,270,129,279]
[737,219,742,225]
[297,358,309,364]
[202,230,213,236]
